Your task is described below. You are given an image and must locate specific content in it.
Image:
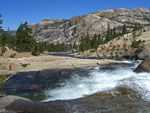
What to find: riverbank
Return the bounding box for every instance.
[0,55,120,75]
[1,57,150,113]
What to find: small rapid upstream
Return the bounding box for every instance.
[43,60,150,102]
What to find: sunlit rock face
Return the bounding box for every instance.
[29,7,150,44]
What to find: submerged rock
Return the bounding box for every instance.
[134,58,150,72]
[0,69,77,101]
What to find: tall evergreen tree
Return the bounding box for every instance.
[73,42,77,49]
[133,23,142,32]
[112,27,117,38]
[79,36,86,52]
[122,24,127,34]
[16,22,36,52]
[1,30,7,46]
[92,34,98,50]
[106,22,112,42]
[85,33,92,50]
[98,34,103,45]
[0,14,2,31]
[0,14,3,47]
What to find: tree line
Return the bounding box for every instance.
[79,33,103,52]
[79,23,143,52]
[0,15,74,55]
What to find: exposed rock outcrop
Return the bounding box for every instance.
[29,7,150,44]
[1,88,150,113]
[74,26,150,60]
[134,58,150,72]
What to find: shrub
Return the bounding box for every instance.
[21,63,30,68]
[0,75,9,85]
[143,29,146,32]
[131,40,144,48]
[112,46,116,50]
[9,53,16,58]
[1,46,6,53]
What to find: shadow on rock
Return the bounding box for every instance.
[3,88,150,113]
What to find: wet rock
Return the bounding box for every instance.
[134,58,150,72]
[0,69,76,101]
[0,96,48,113]
[0,95,67,113]
[1,88,150,113]
[61,71,70,76]
[99,63,131,71]
[21,84,40,91]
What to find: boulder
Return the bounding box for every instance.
[1,88,150,113]
[0,63,22,75]
[10,63,22,72]
[0,95,48,113]
[0,63,10,70]
[135,49,150,60]
[134,58,150,72]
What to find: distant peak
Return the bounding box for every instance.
[42,18,65,23]
[95,7,149,14]
[115,8,129,11]
[131,7,149,12]
[96,9,114,13]
[42,18,54,22]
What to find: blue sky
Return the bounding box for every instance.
[0,0,150,30]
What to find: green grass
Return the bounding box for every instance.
[0,75,10,85]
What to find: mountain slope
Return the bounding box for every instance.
[75,26,150,59]
[29,7,150,44]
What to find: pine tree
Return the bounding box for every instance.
[86,33,92,50]
[79,36,86,52]
[73,42,77,49]
[122,24,127,34]
[0,14,2,31]
[98,34,103,45]
[0,15,3,47]
[106,23,112,42]
[92,34,98,50]
[112,27,116,38]
[1,30,8,46]
[133,23,142,32]
[32,44,39,56]
[16,22,36,52]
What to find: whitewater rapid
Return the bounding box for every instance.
[43,60,150,102]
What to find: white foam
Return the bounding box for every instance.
[120,59,133,64]
[43,60,150,102]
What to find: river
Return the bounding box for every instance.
[43,59,150,102]
[1,58,150,112]
[2,55,150,103]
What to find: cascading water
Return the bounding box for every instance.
[43,60,150,102]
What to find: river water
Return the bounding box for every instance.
[1,57,150,112]
[43,60,150,102]
[2,56,150,104]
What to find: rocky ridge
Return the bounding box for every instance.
[29,7,150,44]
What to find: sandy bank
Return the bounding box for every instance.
[0,55,120,75]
